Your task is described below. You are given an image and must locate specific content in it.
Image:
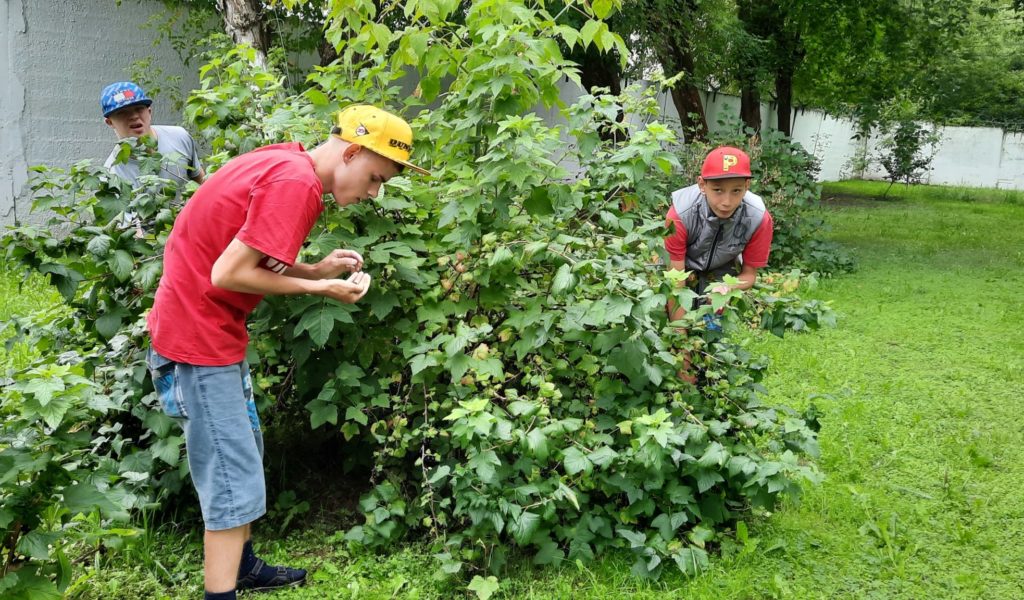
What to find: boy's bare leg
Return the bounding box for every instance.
[204,525,247,592]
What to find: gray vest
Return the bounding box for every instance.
[670,184,767,285]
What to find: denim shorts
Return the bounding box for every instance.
[147,347,266,531]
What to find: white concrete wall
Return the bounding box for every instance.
[1,0,202,225]
[654,89,1024,190]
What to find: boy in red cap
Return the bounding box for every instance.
[664,145,774,322]
[146,105,429,600]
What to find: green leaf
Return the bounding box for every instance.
[305,88,329,106]
[563,447,593,475]
[592,0,614,19]
[510,511,541,545]
[151,435,183,465]
[488,246,514,266]
[410,353,439,376]
[0,508,14,529]
[468,450,501,482]
[616,527,646,548]
[508,400,539,417]
[63,482,119,516]
[21,378,64,406]
[2,571,61,600]
[580,19,601,47]
[588,446,618,468]
[693,468,724,493]
[306,399,338,429]
[418,75,441,103]
[366,291,400,319]
[523,187,554,216]
[533,536,564,565]
[603,295,634,323]
[556,25,580,49]
[294,302,353,346]
[86,235,112,257]
[34,395,72,430]
[467,575,500,600]
[95,312,124,340]
[136,260,162,290]
[345,406,368,426]
[427,465,451,485]
[551,264,576,296]
[526,428,550,461]
[672,546,709,577]
[447,353,471,381]
[109,250,134,282]
[16,530,59,560]
[697,442,728,468]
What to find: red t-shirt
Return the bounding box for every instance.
[663,205,774,268]
[148,143,325,366]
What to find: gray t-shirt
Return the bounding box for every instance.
[104,125,203,185]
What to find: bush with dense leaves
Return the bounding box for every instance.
[0,151,194,599]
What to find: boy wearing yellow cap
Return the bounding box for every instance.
[146,105,429,600]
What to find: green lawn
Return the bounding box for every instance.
[12,180,1024,598]
[0,265,61,370]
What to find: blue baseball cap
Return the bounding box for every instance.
[100,81,153,117]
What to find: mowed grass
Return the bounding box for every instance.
[10,180,1024,598]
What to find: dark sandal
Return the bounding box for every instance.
[236,557,307,593]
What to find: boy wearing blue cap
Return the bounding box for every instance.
[100,81,205,186]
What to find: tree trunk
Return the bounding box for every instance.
[645,2,708,141]
[579,50,622,96]
[574,44,624,141]
[736,0,763,133]
[775,69,793,136]
[667,83,708,141]
[318,37,339,67]
[740,86,762,133]
[215,0,270,68]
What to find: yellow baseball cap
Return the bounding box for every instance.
[332,105,430,176]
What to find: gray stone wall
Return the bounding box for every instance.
[1,0,201,225]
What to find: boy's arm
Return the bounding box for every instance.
[211,239,369,303]
[283,250,364,280]
[188,133,205,184]
[711,263,758,293]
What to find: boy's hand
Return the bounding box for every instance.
[319,271,371,303]
[316,249,364,279]
[710,284,730,295]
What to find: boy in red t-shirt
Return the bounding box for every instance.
[146,105,430,600]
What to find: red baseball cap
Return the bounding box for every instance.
[701,146,752,179]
